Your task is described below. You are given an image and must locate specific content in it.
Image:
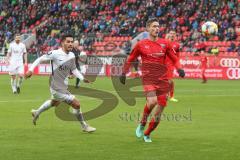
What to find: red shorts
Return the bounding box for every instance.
[167,68,174,80]
[143,84,170,95]
[143,80,170,107]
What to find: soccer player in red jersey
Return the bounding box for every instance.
[200,53,209,83]
[120,18,185,142]
[165,30,180,102]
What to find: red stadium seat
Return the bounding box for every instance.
[104,37,110,41]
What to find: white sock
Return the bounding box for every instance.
[72,108,87,127]
[17,77,23,88]
[36,100,52,116]
[11,78,17,92]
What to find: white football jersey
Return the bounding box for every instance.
[31,48,77,93]
[45,48,76,71]
[8,42,27,66]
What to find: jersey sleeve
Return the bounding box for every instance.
[70,58,77,71]
[29,51,55,72]
[166,42,181,69]
[69,53,77,71]
[122,43,141,74]
[175,43,180,57]
[72,68,84,81]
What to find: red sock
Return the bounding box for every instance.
[202,70,207,81]
[140,104,151,126]
[202,73,207,81]
[170,81,174,98]
[144,117,160,136]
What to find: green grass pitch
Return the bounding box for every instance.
[0,75,239,160]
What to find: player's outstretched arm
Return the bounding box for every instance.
[25,54,52,79]
[167,44,185,78]
[177,69,185,78]
[24,71,33,79]
[167,52,185,78]
[72,69,91,83]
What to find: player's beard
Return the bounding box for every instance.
[152,30,159,38]
[67,46,73,52]
[65,44,73,52]
[151,32,159,39]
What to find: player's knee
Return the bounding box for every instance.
[11,75,16,79]
[147,99,158,107]
[51,100,60,106]
[72,104,80,109]
[71,99,80,109]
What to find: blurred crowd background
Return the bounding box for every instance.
[0,0,239,58]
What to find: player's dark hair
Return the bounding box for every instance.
[61,33,74,42]
[146,18,159,27]
[169,29,177,33]
[15,33,21,37]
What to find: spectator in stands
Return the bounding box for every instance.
[191,30,201,40]
[0,0,239,56]
[194,40,206,52]
[225,27,237,41]
[210,46,219,55]
[122,41,132,55]
[227,42,236,52]
[79,35,85,46]
[237,46,240,56]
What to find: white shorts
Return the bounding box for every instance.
[8,65,24,75]
[50,88,75,104]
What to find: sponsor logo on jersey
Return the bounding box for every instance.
[150,52,164,57]
[144,45,150,49]
[160,44,166,48]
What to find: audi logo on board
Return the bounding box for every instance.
[227,68,240,79]
[220,58,240,68]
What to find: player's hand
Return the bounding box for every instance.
[119,73,126,84]
[24,71,33,79]
[83,78,91,83]
[177,69,185,78]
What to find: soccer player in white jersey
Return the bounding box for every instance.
[24,34,96,133]
[6,34,27,94]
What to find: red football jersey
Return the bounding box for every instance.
[123,38,180,83]
[165,41,180,79]
[201,56,208,69]
[165,41,180,67]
